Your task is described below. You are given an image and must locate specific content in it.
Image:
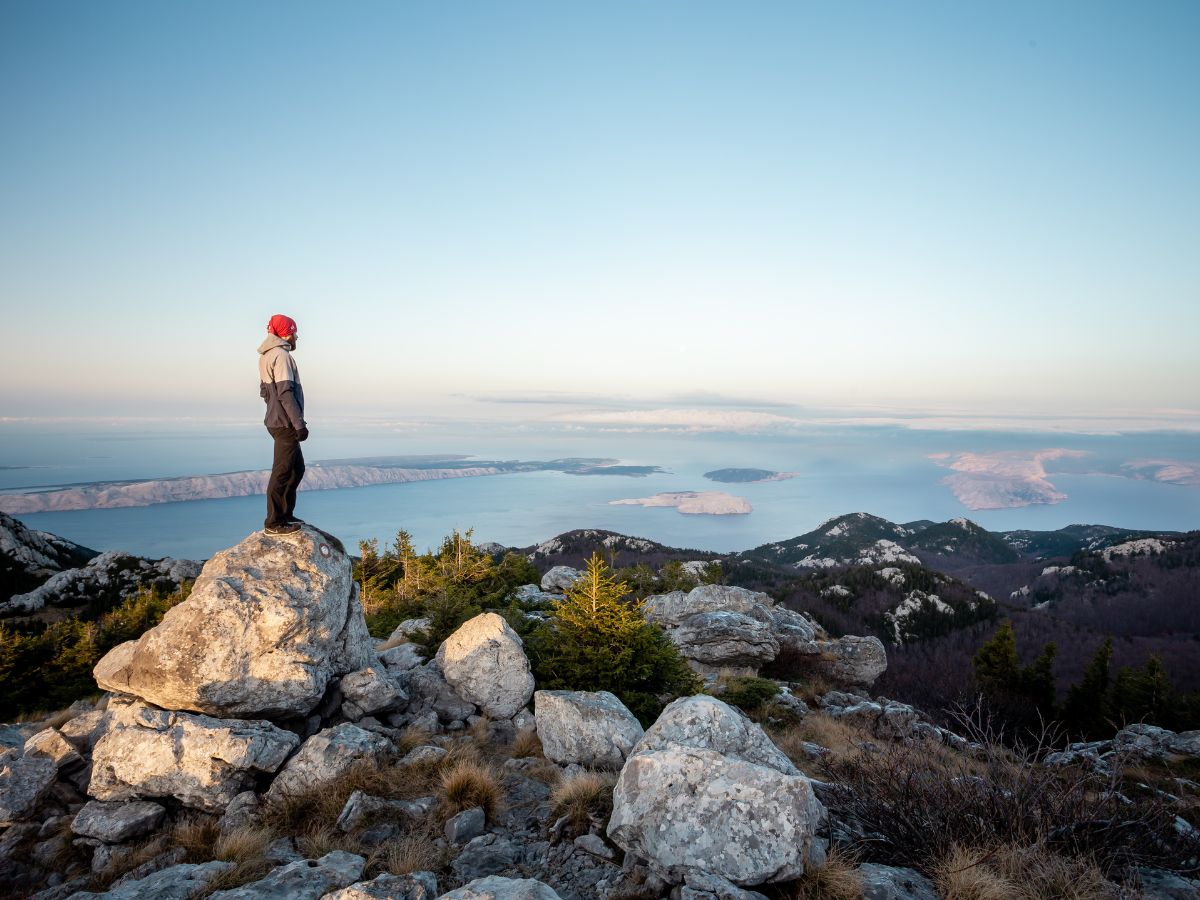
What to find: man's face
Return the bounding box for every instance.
[288,333,299,349]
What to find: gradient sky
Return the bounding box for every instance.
[1,1,1197,422]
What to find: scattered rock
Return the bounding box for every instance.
[401,745,449,766]
[534,690,644,770]
[89,696,300,812]
[390,618,432,641]
[379,642,425,672]
[573,834,615,860]
[265,724,392,806]
[65,861,234,899]
[218,791,261,833]
[335,790,432,832]
[0,748,57,826]
[24,728,82,770]
[208,850,366,899]
[809,636,887,688]
[58,711,110,754]
[323,871,438,900]
[445,807,486,844]
[680,872,769,900]
[450,834,523,881]
[93,527,375,719]
[439,875,563,900]
[407,664,478,723]
[435,613,535,719]
[857,863,938,900]
[339,667,408,718]
[540,567,581,593]
[71,799,166,843]
[608,695,825,886]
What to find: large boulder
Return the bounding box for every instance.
[534,690,644,769]
[608,695,825,887]
[435,613,534,719]
[324,871,438,900]
[265,724,392,805]
[540,566,581,593]
[66,860,235,899]
[93,526,375,719]
[89,696,300,813]
[809,636,887,688]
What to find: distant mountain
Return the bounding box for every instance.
[1000,523,1175,559]
[0,510,96,602]
[904,517,1021,564]
[738,512,919,569]
[518,529,720,569]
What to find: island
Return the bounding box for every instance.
[703,468,799,484]
[609,491,753,516]
[0,456,666,514]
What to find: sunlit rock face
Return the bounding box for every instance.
[435,613,534,719]
[93,526,375,719]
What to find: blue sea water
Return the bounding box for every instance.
[1,421,1196,560]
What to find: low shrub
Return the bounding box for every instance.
[717,675,780,712]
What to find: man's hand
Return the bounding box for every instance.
[296,426,310,442]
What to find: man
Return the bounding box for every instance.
[258,314,308,535]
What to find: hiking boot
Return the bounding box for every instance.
[265,522,302,535]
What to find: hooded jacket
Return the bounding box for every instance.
[258,335,306,431]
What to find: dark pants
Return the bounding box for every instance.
[265,427,305,527]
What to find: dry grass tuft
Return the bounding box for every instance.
[509,728,544,759]
[171,815,222,862]
[468,715,493,745]
[377,634,410,651]
[989,843,1118,899]
[549,770,615,834]
[788,847,863,900]
[934,846,1023,900]
[439,759,503,820]
[365,831,445,877]
[393,726,433,758]
[213,825,274,865]
[296,824,361,860]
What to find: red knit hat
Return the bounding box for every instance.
[267,314,297,339]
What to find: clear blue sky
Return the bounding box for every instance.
[1,1,1197,421]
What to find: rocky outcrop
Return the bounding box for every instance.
[608,695,825,886]
[534,690,643,769]
[339,666,408,720]
[66,860,236,899]
[93,526,375,718]
[2,549,200,616]
[89,696,300,812]
[207,850,365,898]
[809,635,888,688]
[0,510,96,604]
[71,799,166,843]
[324,871,438,900]
[435,613,535,719]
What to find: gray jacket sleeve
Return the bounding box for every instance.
[269,351,306,431]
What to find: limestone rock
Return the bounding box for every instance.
[0,748,57,825]
[390,618,431,641]
[379,642,425,672]
[450,834,523,881]
[407,663,478,723]
[438,877,562,900]
[59,710,111,753]
[435,613,534,719]
[608,695,824,886]
[89,696,300,813]
[339,667,407,717]
[218,791,261,833]
[323,871,438,900]
[857,863,938,900]
[534,690,644,769]
[93,527,374,719]
[24,727,82,769]
[72,799,166,843]
[810,636,887,688]
[335,790,431,832]
[208,851,366,899]
[265,724,392,805]
[66,860,235,899]
[445,807,486,844]
[540,567,581,593]
[668,611,779,672]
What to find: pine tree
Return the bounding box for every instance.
[1020,641,1058,719]
[973,620,1020,696]
[528,552,699,723]
[1063,638,1113,740]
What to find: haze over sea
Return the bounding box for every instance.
[2,418,1195,560]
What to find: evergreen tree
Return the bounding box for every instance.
[1020,641,1058,719]
[527,553,699,723]
[973,620,1020,696]
[1063,638,1113,740]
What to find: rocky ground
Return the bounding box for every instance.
[1,525,1197,900]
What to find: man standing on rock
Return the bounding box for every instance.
[258,314,308,535]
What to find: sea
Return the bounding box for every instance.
[1,420,1196,561]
